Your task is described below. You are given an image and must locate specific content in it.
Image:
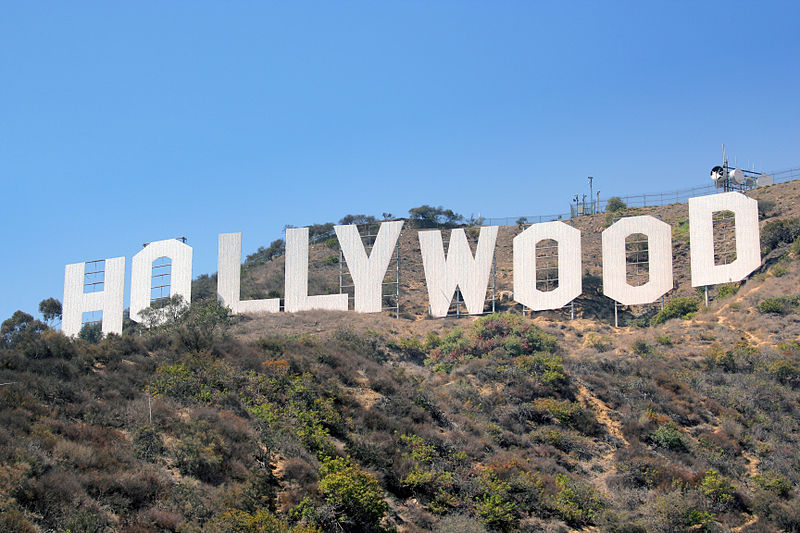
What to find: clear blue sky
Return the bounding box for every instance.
[1,1,798,322]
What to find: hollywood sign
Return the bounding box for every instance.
[62,192,760,336]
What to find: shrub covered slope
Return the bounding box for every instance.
[3,289,800,532]
[4,182,800,531]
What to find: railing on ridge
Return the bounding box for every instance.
[478,167,800,226]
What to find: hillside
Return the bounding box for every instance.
[2,181,800,532]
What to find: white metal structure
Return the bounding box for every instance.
[218,233,280,314]
[419,226,498,317]
[129,239,193,324]
[689,192,760,287]
[335,221,403,313]
[513,221,581,311]
[284,227,348,312]
[62,257,125,336]
[602,216,673,305]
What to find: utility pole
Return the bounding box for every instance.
[588,176,594,214]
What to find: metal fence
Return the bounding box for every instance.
[479,167,800,226]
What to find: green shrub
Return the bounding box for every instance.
[631,339,651,356]
[651,297,699,325]
[758,198,777,218]
[769,359,800,384]
[318,456,388,528]
[174,421,226,484]
[706,344,737,372]
[650,422,686,451]
[762,218,800,253]
[585,333,612,352]
[700,469,736,507]
[208,509,289,533]
[758,296,798,315]
[533,398,593,430]
[754,471,792,497]
[686,509,716,529]
[551,474,605,526]
[78,323,103,344]
[673,219,690,242]
[424,313,558,371]
[772,264,788,277]
[655,335,673,346]
[134,426,164,461]
[390,336,425,363]
[716,283,739,299]
[476,480,518,530]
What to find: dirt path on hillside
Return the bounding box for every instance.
[716,313,765,346]
[576,383,628,446]
[575,381,630,500]
[715,282,769,347]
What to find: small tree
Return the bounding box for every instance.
[408,205,464,228]
[2,310,47,347]
[38,298,62,326]
[606,197,627,212]
[245,239,286,264]
[138,294,189,329]
[338,214,376,225]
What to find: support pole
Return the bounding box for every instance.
[395,240,400,319]
[339,249,344,296]
[491,257,496,313]
[614,302,619,328]
[705,286,709,307]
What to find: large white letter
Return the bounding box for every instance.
[419,226,498,317]
[689,192,760,287]
[285,227,348,312]
[218,233,280,314]
[130,239,193,323]
[602,215,673,305]
[62,257,125,337]
[335,221,404,313]
[513,221,581,311]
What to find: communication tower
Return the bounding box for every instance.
[711,145,772,191]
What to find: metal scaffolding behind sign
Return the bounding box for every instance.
[338,222,401,318]
[82,259,105,327]
[521,235,575,319]
[150,256,173,303]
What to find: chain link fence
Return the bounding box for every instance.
[479,168,800,226]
